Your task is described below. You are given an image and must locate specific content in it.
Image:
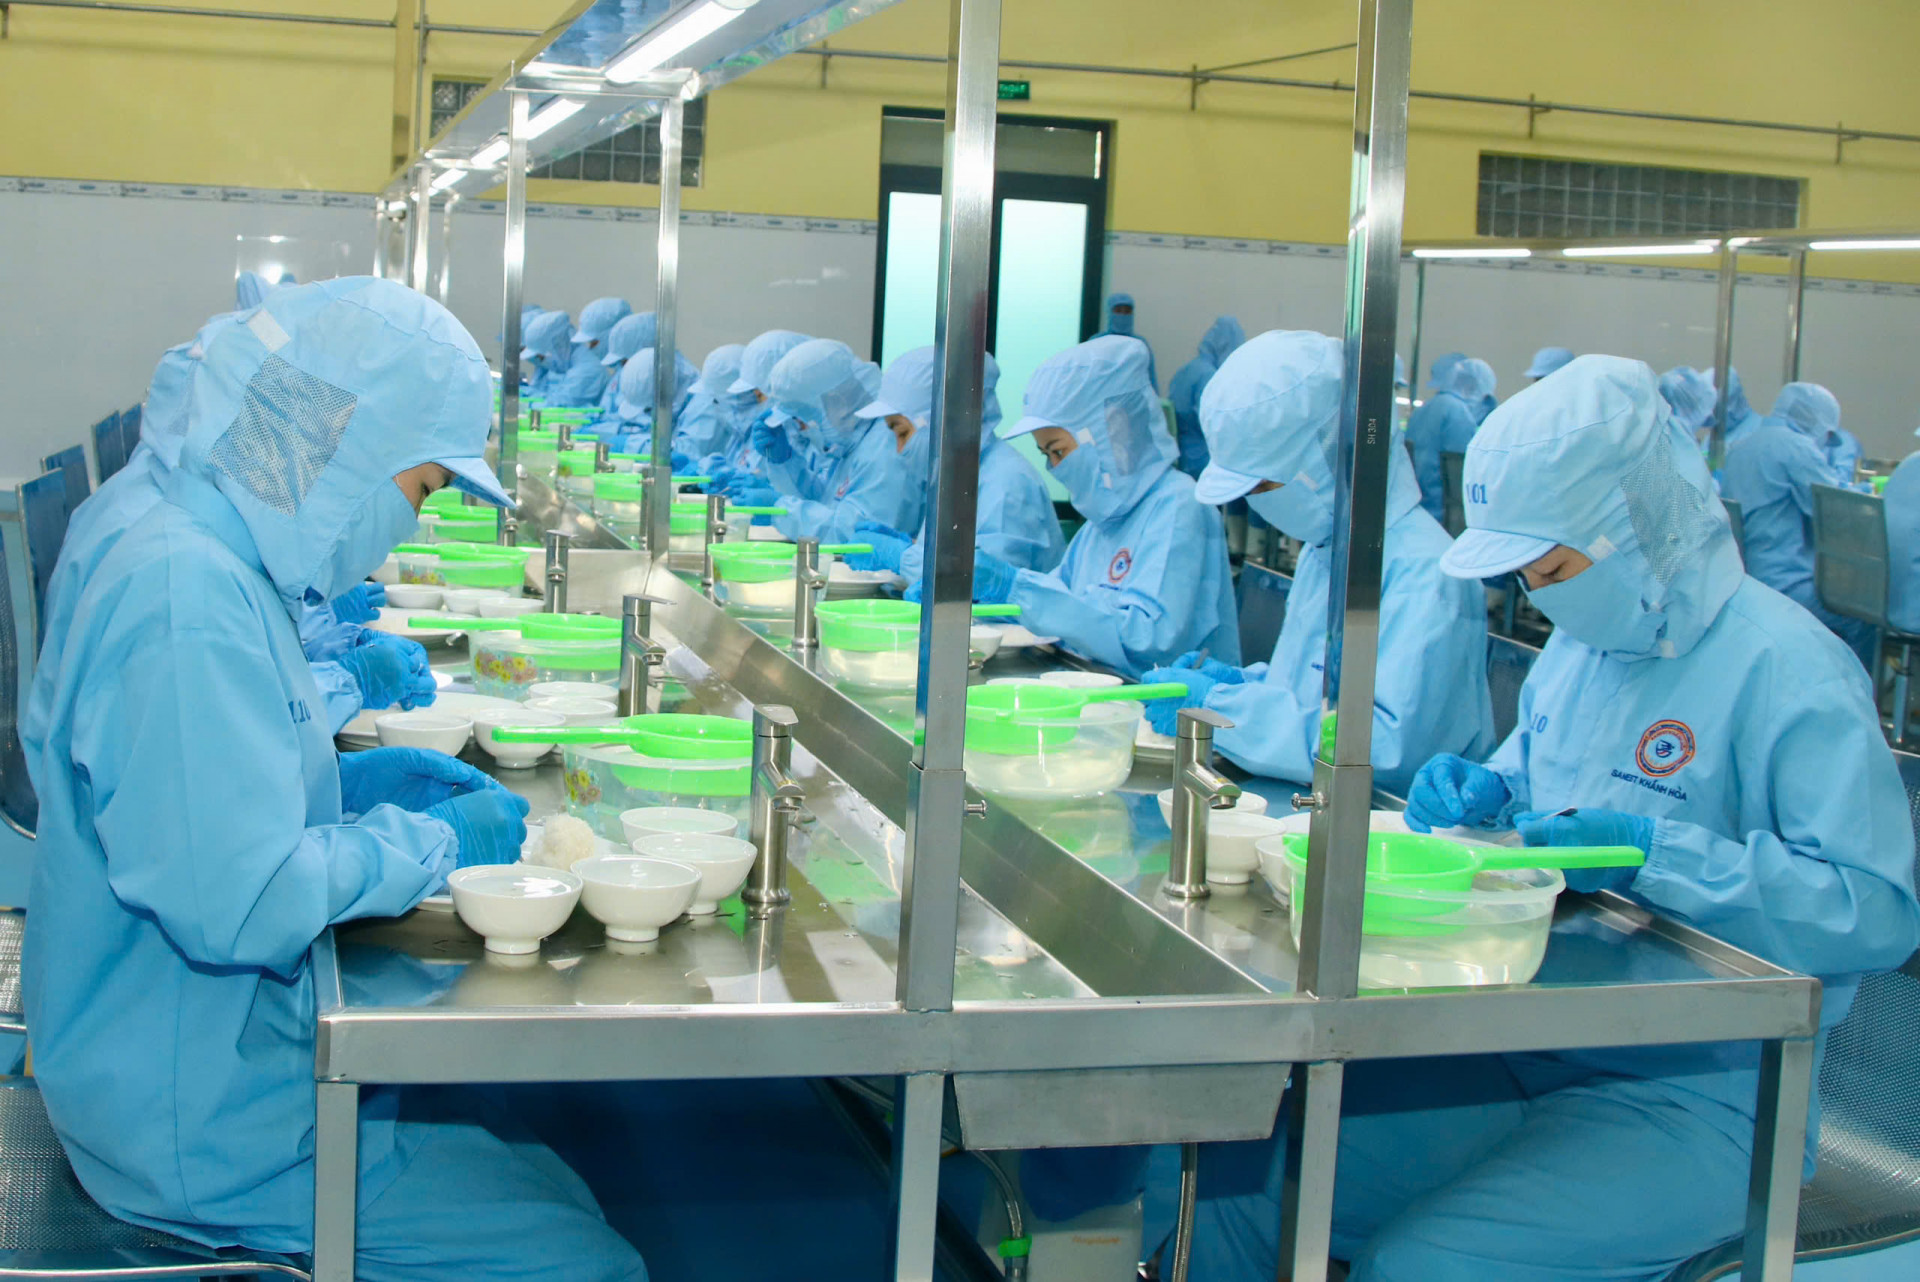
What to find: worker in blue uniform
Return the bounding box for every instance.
[597,347,700,455]
[714,329,813,504]
[520,310,574,399]
[1883,430,1920,634]
[842,347,1065,580]
[1773,382,1863,481]
[1711,366,1765,446]
[969,335,1238,677]
[761,339,921,543]
[1097,291,1158,391]
[596,311,657,413]
[21,278,642,1282]
[1658,365,1718,444]
[1405,355,1496,522]
[1722,381,1877,665]
[1524,345,1574,382]
[1148,355,1919,1282]
[548,297,630,407]
[1166,316,1246,479]
[683,344,758,474]
[1138,330,1494,793]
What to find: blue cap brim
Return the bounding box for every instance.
[1193,462,1262,505]
[1438,528,1557,579]
[999,414,1055,440]
[727,376,756,395]
[439,456,515,508]
[855,398,898,420]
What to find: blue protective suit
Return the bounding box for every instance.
[765,339,922,542]
[235,270,273,310]
[1713,366,1765,446]
[998,335,1237,676]
[1405,357,1495,523]
[684,344,759,472]
[1721,405,1876,664]
[520,310,574,397]
[1658,365,1717,439]
[1167,316,1245,479]
[596,312,657,413]
[1096,292,1158,391]
[20,279,640,1280]
[1189,331,1494,792]
[1154,356,1920,1282]
[1885,448,1920,634]
[597,347,699,454]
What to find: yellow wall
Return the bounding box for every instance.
[4,0,1918,279]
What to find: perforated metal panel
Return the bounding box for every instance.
[0,913,23,1024]
[0,529,36,838]
[1811,484,1891,628]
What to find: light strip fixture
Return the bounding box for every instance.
[1561,241,1721,257]
[606,0,761,84]
[1410,247,1532,259]
[1807,238,1920,251]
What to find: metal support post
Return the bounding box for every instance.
[647,96,685,559]
[407,165,431,294]
[1782,247,1806,384]
[312,1081,360,1282]
[1709,243,1738,472]
[371,204,390,279]
[1280,1060,1345,1282]
[543,530,570,613]
[1744,1036,1815,1281]
[701,493,728,599]
[433,190,456,307]
[1406,256,1426,410]
[887,1071,947,1282]
[497,91,528,495]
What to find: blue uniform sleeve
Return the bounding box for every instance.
[1630,673,1920,980]
[311,660,365,736]
[1009,498,1229,677]
[75,620,455,979]
[775,440,919,544]
[297,598,365,661]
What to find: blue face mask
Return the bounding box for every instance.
[1247,478,1334,547]
[1052,443,1122,524]
[897,421,931,477]
[1107,311,1134,336]
[1524,550,1666,658]
[314,480,420,604]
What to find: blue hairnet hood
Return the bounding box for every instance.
[1441,357,1498,409]
[1772,382,1841,441]
[615,347,700,422]
[1197,316,1246,368]
[600,311,657,367]
[235,271,272,311]
[1001,334,1168,519]
[1715,365,1752,421]
[732,329,811,395]
[768,339,881,452]
[143,312,244,470]
[520,310,573,365]
[698,343,746,398]
[1442,355,1742,660]
[1427,351,1466,391]
[1103,292,1136,336]
[176,277,506,610]
[1658,365,1717,432]
[571,296,631,346]
[1525,346,1575,379]
[859,346,938,428]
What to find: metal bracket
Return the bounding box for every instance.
[1527,92,1552,139]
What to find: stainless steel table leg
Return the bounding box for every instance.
[1744,1037,1814,1281]
[1280,1060,1343,1282]
[889,1071,946,1282]
[313,1081,360,1282]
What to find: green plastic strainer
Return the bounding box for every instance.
[815,599,1021,652]
[492,713,751,760]
[965,680,1187,755]
[408,612,619,640]
[707,541,872,584]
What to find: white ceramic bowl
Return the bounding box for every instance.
[1156,787,1269,828]
[476,597,546,620]
[374,710,472,754]
[574,855,701,942]
[527,696,617,726]
[1040,670,1124,689]
[449,865,582,954]
[631,833,757,915]
[383,583,443,611]
[620,806,741,845]
[529,680,619,701]
[1202,811,1290,885]
[441,588,511,616]
[471,706,567,769]
[969,625,1004,663]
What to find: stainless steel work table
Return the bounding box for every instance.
[311,538,1821,1281]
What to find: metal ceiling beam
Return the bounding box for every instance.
[0,0,541,36]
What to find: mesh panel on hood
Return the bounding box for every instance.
[209,354,357,516]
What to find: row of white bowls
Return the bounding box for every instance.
[374,684,620,767]
[449,808,754,954]
[382,584,548,618]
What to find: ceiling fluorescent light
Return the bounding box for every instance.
[525,97,585,139]
[471,137,510,167]
[429,168,466,193]
[1807,238,1920,251]
[1562,241,1719,257]
[1410,247,1532,259]
[606,0,759,83]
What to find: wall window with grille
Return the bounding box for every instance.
[1477,153,1802,238]
[430,78,487,139]
[532,98,706,187]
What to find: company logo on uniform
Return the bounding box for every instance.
[1636,719,1695,777]
[1467,482,1489,505]
[1107,548,1133,582]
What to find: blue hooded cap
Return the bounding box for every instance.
[858,347,938,429]
[521,310,573,368]
[615,347,700,423]
[1000,334,1167,521]
[768,339,882,457]
[1525,346,1575,379]
[235,271,273,311]
[1441,357,1498,411]
[601,312,658,368]
[731,329,812,396]
[1427,352,1466,391]
[1714,365,1753,422]
[571,296,631,347]
[1658,365,1717,432]
[1197,316,1246,368]
[143,312,244,471]
[1441,355,1741,661]
[176,277,509,611]
[1104,292,1136,337]
[699,344,746,398]
[1772,382,1841,442]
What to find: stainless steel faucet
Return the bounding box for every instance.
[743,705,805,914]
[556,422,572,453]
[542,529,570,613]
[497,506,519,547]
[1164,707,1241,900]
[790,537,829,651]
[700,494,728,599]
[594,441,612,473]
[617,593,669,718]
[529,408,542,430]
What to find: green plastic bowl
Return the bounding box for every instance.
[708,542,802,584]
[593,473,648,502]
[963,679,1186,756]
[670,502,709,537]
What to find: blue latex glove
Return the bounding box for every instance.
[1171,649,1246,684]
[426,788,532,868]
[1141,666,1214,736]
[1404,753,1511,833]
[707,462,742,492]
[671,449,693,473]
[331,582,385,625]
[732,482,780,509]
[904,577,924,603]
[847,521,912,574]
[337,637,437,712]
[973,551,1018,605]
[1515,807,1654,892]
[751,419,792,466]
[340,746,505,815]
[363,629,431,679]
